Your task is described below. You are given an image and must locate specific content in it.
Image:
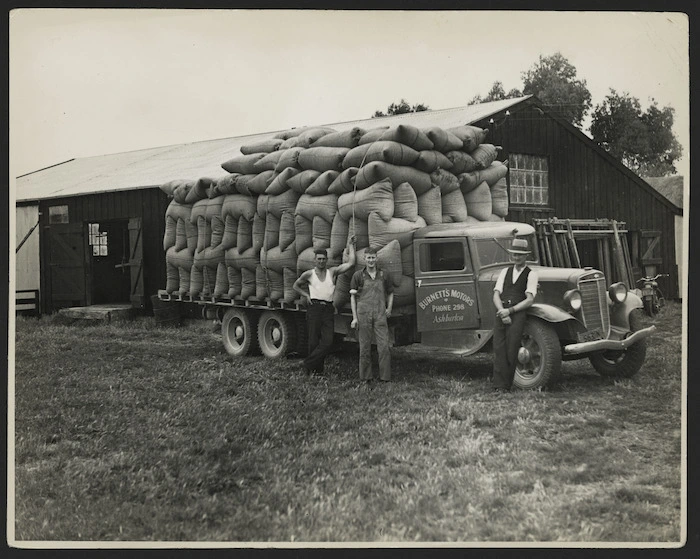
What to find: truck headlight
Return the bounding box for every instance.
[608,282,628,303]
[563,289,582,312]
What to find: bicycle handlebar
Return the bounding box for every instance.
[636,274,669,283]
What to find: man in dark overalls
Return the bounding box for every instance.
[349,247,394,382]
[492,238,539,392]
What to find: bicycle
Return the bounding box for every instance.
[636,273,668,317]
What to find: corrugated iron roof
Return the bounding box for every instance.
[15,97,531,202]
[642,175,684,209]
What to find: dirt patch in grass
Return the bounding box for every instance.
[11,303,684,543]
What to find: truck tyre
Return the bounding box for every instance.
[643,297,654,317]
[257,311,297,359]
[513,318,562,390]
[589,309,647,378]
[221,308,259,357]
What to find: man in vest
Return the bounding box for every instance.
[293,236,356,375]
[349,246,394,382]
[492,237,539,392]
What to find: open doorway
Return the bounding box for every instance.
[88,219,131,304]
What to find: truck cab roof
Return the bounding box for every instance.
[413,221,536,240]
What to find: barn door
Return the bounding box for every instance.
[639,230,662,277]
[128,217,145,308]
[48,222,87,310]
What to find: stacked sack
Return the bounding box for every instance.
[160,121,510,307]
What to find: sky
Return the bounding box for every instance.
[9,9,690,179]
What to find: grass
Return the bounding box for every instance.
[12,302,683,543]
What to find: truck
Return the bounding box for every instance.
[157,220,656,390]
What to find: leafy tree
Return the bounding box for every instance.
[372,98,429,118]
[469,81,522,104]
[521,52,592,128]
[591,89,682,176]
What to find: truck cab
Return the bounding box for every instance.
[405,221,655,389]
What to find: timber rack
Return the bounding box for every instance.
[533,218,635,288]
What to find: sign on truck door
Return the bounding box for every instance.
[413,238,479,331]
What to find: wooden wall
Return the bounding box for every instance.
[472,102,681,299]
[38,187,169,313]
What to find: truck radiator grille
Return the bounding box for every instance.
[578,276,610,336]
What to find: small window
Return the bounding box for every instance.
[88,223,108,257]
[419,242,469,273]
[48,205,69,224]
[509,154,549,206]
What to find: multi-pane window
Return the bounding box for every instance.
[509,153,549,206]
[88,223,108,256]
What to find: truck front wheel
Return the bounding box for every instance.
[589,309,647,378]
[513,318,562,390]
[258,310,297,359]
[222,308,259,357]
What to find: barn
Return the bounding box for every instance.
[14,95,683,315]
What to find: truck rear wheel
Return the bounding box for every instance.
[258,310,297,359]
[589,309,647,378]
[221,308,259,357]
[513,318,562,390]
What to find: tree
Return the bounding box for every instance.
[521,52,592,128]
[372,98,429,118]
[591,90,682,176]
[469,81,522,104]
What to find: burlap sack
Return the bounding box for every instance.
[392,275,416,307]
[185,177,213,204]
[172,181,194,204]
[190,199,209,253]
[295,193,338,223]
[446,151,479,174]
[254,150,286,172]
[264,214,281,250]
[287,169,322,194]
[337,178,394,221]
[240,138,284,155]
[393,182,419,222]
[295,127,337,148]
[161,179,194,199]
[295,214,313,255]
[414,150,454,173]
[221,153,266,175]
[422,127,463,152]
[358,126,391,145]
[275,147,305,172]
[305,170,340,195]
[227,246,259,272]
[312,216,332,250]
[176,217,198,253]
[208,199,226,248]
[263,244,298,273]
[328,167,359,195]
[298,147,349,173]
[236,217,252,252]
[332,268,353,310]
[221,214,238,251]
[463,181,493,221]
[283,267,299,304]
[348,217,369,250]
[256,264,271,299]
[222,193,257,222]
[345,141,420,168]
[368,211,426,249]
[213,262,229,297]
[273,126,313,140]
[441,189,469,223]
[164,201,192,250]
[401,244,414,277]
[252,212,266,252]
[214,174,239,196]
[226,263,242,298]
[241,267,257,300]
[354,161,432,195]
[379,124,434,151]
[237,171,275,196]
[469,144,498,170]
[296,246,317,275]
[447,125,488,152]
[479,160,508,186]
[310,127,365,149]
[166,245,194,294]
[279,136,304,150]
[265,167,299,195]
[417,185,443,225]
[266,268,285,302]
[431,169,461,195]
[267,188,301,219]
[458,171,481,194]
[490,177,509,217]
[278,211,296,252]
[329,213,350,259]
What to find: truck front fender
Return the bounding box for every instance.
[527,303,577,324]
[610,291,644,330]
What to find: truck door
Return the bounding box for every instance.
[414,238,479,331]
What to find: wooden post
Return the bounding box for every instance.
[621,234,635,287]
[602,238,613,282]
[548,219,564,267]
[611,220,628,286]
[597,238,605,275]
[565,219,581,268]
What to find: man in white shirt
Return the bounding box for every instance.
[492,237,539,392]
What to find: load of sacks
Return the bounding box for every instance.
[160,122,509,308]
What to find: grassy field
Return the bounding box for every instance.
[12,302,684,544]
